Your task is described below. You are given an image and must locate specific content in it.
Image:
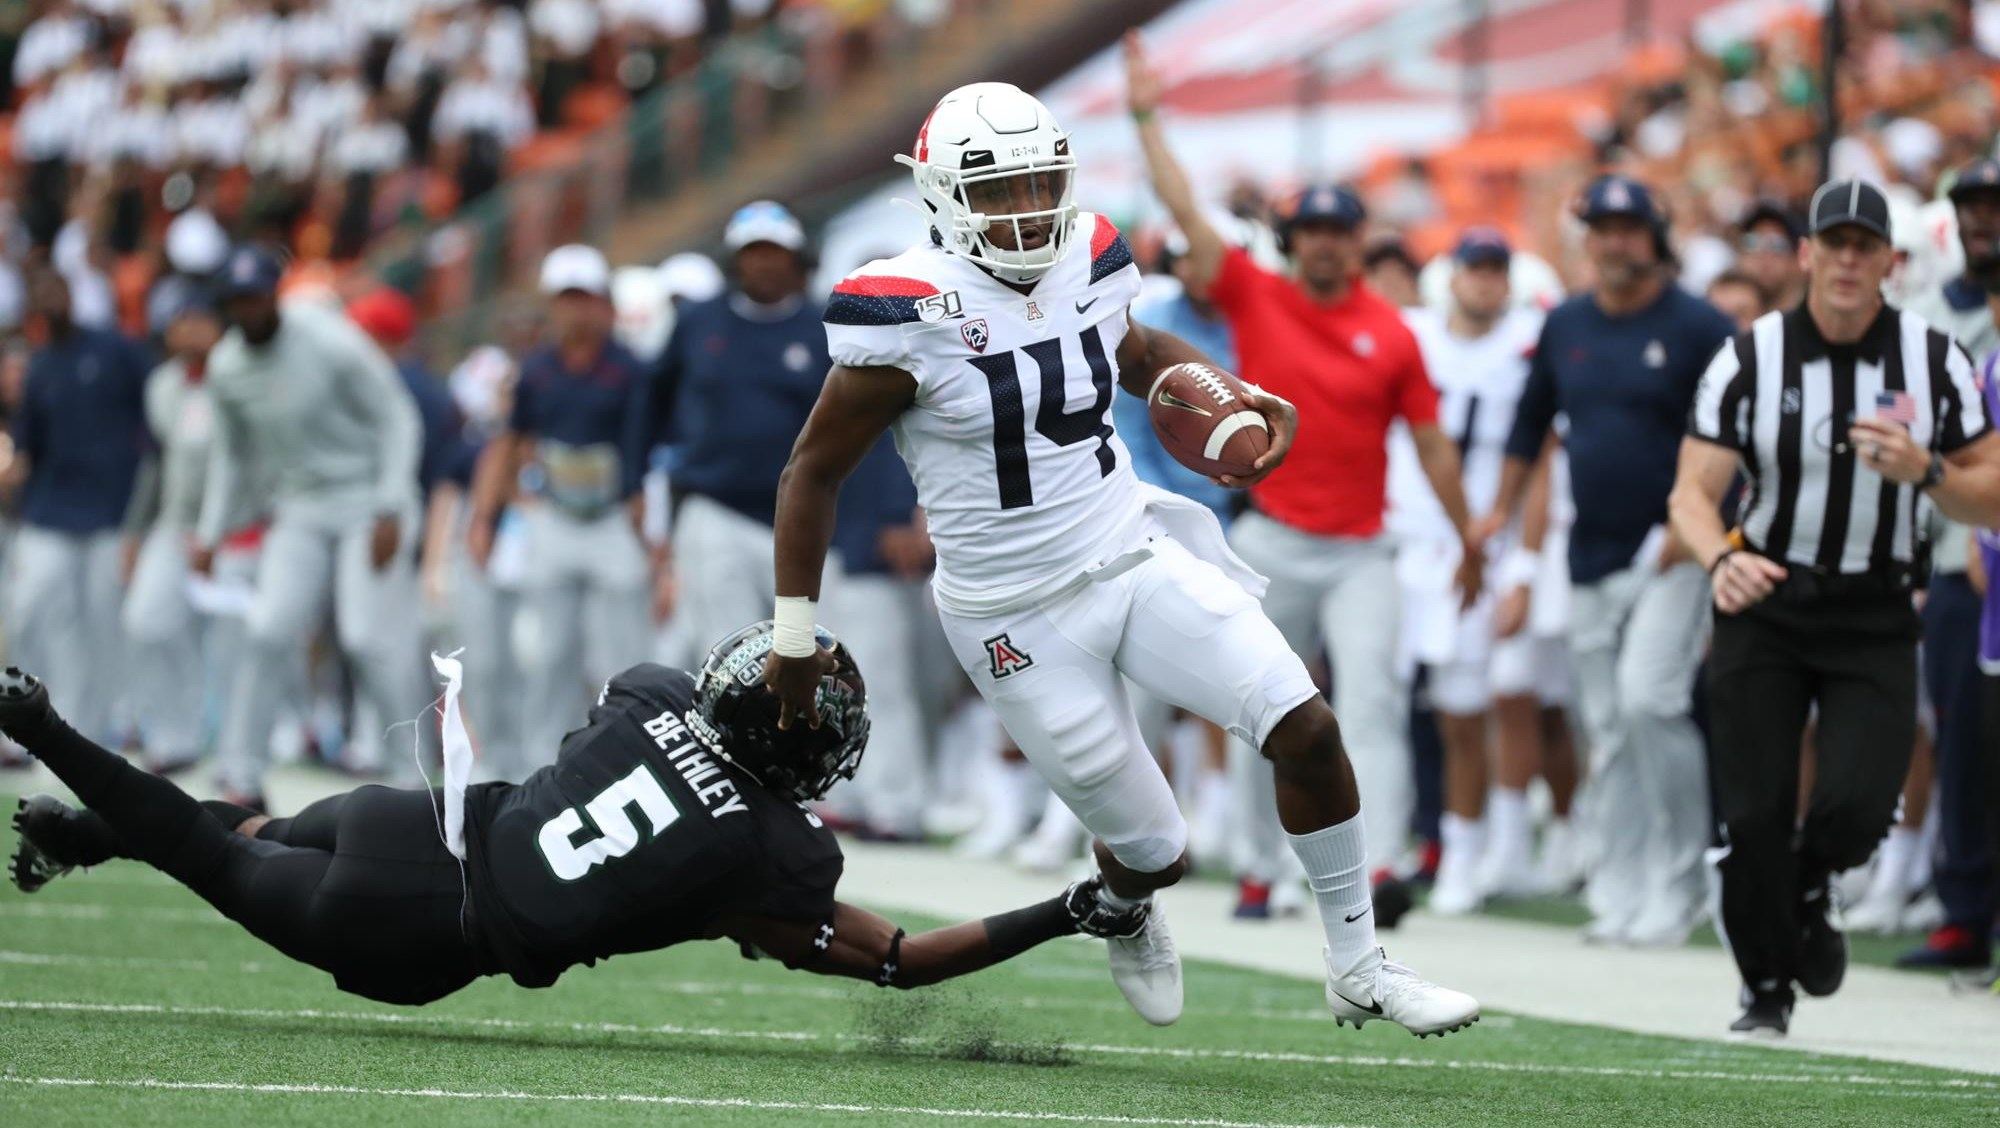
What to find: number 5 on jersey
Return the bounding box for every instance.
[536,765,681,881]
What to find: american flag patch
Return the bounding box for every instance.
[1874,391,1918,424]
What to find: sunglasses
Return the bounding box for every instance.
[1739,233,1794,255]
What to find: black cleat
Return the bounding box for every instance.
[0,667,55,742]
[9,794,118,893]
[1796,883,1847,998]
[1728,989,1794,1038]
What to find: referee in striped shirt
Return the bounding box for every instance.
[1670,178,2000,1037]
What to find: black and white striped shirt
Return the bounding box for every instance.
[1689,304,1993,575]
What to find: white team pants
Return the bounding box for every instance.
[123,525,207,759]
[4,526,124,741]
[1228,513,1410,875]
[452,540,530,781]
[216,505,426,795]
[822,572,932,836]
[515,503,650,771]
[1568,560,1712,931]
[672,494,783,663]
[937,535,1318,874]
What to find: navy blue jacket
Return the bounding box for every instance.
[832,433,921,578]
[1505,285,1734,583]
[10,327,152,533]
[509,339,653,498]
[399,359,463,502]
[644,294,829,526]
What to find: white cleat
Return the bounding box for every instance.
[1324,947,1480,1038]
[1106,902,1183,1026]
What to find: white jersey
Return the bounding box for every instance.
[1387,306,1545,545]
[826,212,1152,616]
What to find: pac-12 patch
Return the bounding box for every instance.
[961,318,990,353]
[983,633,1034,679]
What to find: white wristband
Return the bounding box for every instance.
[1498,548,1541,591]
[771,596,819,657]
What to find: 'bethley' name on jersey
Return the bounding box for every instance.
[641,708,749,818]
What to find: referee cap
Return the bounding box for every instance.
[1808,179,1893,242]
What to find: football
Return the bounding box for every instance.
[1146,361,1271,479]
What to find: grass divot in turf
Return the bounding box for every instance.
[855,985,1075,1067]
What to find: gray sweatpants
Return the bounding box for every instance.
[514,503,650,772]
[216,504,425,795]
[4,525,124,742]
[1568,560,1713,937]
[1228,513,1410,876]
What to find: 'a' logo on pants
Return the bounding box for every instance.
[983,633,1034,680]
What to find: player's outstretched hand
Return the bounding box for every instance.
[1212,386,1296,489]
[763,648,836,730]
[1123,31,1160,120]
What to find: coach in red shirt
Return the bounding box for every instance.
[1128,35,1481,885]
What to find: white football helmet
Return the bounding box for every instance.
[896,82,1078,285]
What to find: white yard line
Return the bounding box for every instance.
[0,902,233,925]
[0,998,1988,1097]
[0,1075,1366,1128]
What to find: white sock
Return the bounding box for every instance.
[1288,812,1376,975]
[1439,813,1486,878]
[1487,788,1529,859]
[1878,824,1922,893]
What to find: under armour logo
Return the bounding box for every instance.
[813,923,833,951]
[983,633,1034,679]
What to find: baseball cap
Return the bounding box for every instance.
[1577,174,1663,226]
[657,252,725,302]
[539,244,612,297]
[1946,158,2000,203]
[213,245,284,300]
[1285,184,1367,230]
[1738,199,1803,244]
[1453,226,1512,268]
[1808,178,1893,242]
[346,288,418,348]
[724,200,807,254]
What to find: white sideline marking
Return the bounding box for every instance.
[0,950,270,973]
[2,999,1989,1097]
[0,1076,1365,1128]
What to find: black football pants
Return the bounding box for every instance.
[1706,595,1919,996]
[13,706,477,1005]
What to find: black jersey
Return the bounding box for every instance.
[462,664,844,988]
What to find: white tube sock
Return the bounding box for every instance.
[1288,812,1376,975]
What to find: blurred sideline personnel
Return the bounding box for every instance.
[1735,200,1807,314]
[1706,268,1772,332]
[644,202,832,674]
[194,246,427,808]
[766,79,1479,1036]
[1900,158,2000,969]
[1127,34,1483,897]
[1394,230,1567,914]
[1673,178,2000,1035]
[1978,357,2000,999]
[120,290,235,772]
[1483,175,1736,947]
[1,269,150,745]
[469,245,653,780]
[1,630,1124,1004]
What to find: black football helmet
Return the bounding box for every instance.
[691,621,869,802]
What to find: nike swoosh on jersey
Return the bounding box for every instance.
[1156,390,1213,416]
[1328,986,1384,1015]
[1075,297,1099,314]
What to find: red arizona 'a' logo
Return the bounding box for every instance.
[983,633,1034,679]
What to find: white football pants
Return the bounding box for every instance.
[4,526,124,742]
[514,503,651,772]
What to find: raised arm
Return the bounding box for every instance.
[764,363,918,725]
[1124,32,1224,297]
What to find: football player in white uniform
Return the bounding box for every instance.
[1393,230,1573,913]
[764,82,1479,1037]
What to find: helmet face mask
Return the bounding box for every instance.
[899,83,1079,286]
[692,623,870,803]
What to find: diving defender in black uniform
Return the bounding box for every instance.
[2,623,1145,1005]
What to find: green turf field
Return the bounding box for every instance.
[2,817,1995,1127]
